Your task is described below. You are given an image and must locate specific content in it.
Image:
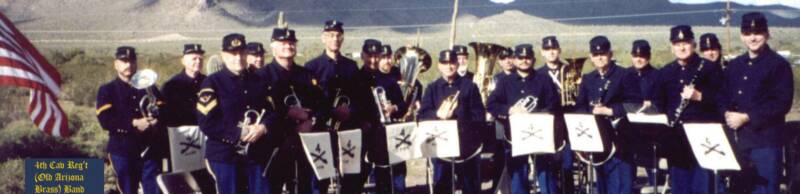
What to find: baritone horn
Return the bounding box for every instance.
[131,69,159,118]
[284,86,302,108]
[329,88,350,131]
[394,44,432,122]
[561,58,587,106]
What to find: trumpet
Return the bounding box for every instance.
[330,88,350,130]
[372,86,391,123]
[237,109,265,155]
[512,95,539,113]
[131,69,160,118]
[436,91,460,119]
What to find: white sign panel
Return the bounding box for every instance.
[683,123,741,171]
[337,129,362,175]
[509,113,555,156]
[564,114,604,153]
[168,126,206,172]
[385,122,419,164]
[414,120,460,159]
[299,132,336,180]
[627,113,669,125]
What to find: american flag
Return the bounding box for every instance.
[0,13,69,137]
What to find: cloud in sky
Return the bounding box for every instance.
[669,0,800,9]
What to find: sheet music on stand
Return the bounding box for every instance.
[624,102,668,125]
[564,114,604,153]
[683,123,740,171]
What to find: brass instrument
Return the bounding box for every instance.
[329,88,350,131]
[237,109,265,155]
[284,86,302,108]
[131,69,159,118]
[395,30,432,122]
[436,91,460,119]
[512,95,539,113]
[372,86,391,124]
[468,42,506,106]
[561,58,587,107]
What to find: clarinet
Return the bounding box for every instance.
[668,61,705,127]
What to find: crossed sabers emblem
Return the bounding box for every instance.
[576,123,593,139]
[522,124,543,141]
[424,127,448,146]
[342,140,356,158]
[394,128,413,149]
[180,136,201,155]
[311,144,328,164]
[701,138,725,156]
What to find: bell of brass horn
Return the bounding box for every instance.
[561,57,587,107]
[131,69,159,118]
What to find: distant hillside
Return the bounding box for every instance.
[2,0,798,32]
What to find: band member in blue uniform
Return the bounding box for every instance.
[489,46,514,192]
[487,43,560,194]
[163,44,206,127]
[453,45,474,80]
[652,25,722,194]
[196,34,275,194]
[718,12,793,194]
[303,20,363,193]
[418,49,486,194]
[97,46,165,194]
[699,33,726,69]
[246,42,266,71]
[361,44,409,194]
[536,36,576,194]
[575,36,639,194]
[626,39,667,189]
[257,27,328,194]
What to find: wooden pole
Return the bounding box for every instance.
[448,0,459,48]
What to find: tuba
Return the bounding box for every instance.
[561,58,586,107]
[372,86,391,124]
[131,69,159,118]
[436,91,460,120]
[468,42,506,107]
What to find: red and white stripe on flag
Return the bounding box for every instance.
[0,12,69,137]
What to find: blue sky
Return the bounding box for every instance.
[669,0,799,9]
[489,0,800,9]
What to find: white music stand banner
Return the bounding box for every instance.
[385,122,419,164]
[683,123,741,171]
[168,126,207,172]
[414,120,460,159]
[337,129,362,175]
[299,132,336,180]
[509,113,555,156]
[564,114,604,153]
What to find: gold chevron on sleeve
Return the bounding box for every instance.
[96,104,112,115]
[196,100,217,115]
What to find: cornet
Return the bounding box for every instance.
[284,86,302,108]
[372,86,391,123]
[436,91,460,119]
[237,109,265,156]
[512,95,538,113]
[330,88,350,130]
[131,69,159,118]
